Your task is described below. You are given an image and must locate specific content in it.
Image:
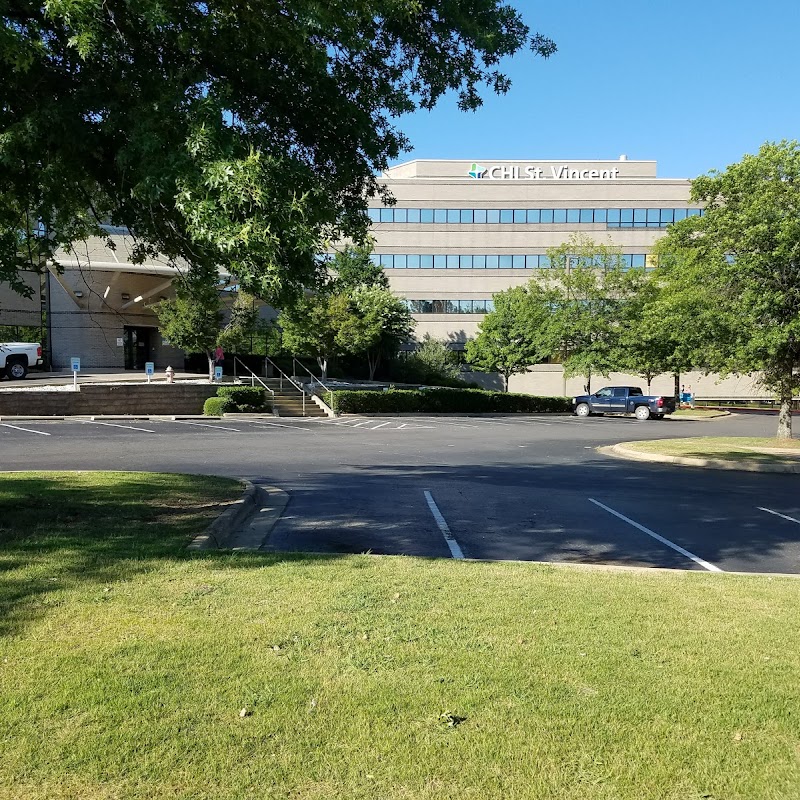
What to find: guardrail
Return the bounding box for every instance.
[291,358,336,416]
[264,355,308,415]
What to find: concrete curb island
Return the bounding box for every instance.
[601,443,800,474]
[189,480,290,551]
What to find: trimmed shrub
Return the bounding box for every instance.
[216,386,268,409]
[203,396,235,416]
[328,388,571,415]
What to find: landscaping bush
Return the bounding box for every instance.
[216,386,268,408]
[203,396,235,416]
[328,388,571,414]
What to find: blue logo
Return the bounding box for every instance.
[468,162,486,179]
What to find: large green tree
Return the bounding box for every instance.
[546,236,644,393]
[466,283,553,390]
[0,2,554,304]
[657,141,800,438]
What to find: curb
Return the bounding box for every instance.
[188,480,290,550]
[601,443,800,474]
[188,480,260,550]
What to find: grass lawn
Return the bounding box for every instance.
[670,409,728,418]
[624,437,800,465]
[1,472,799,800]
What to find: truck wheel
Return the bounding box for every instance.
[634,405,651,421]
[575,403,591,418]
[6,360,27,380]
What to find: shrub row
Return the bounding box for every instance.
[204,385,271,415]
[327,388,571,415]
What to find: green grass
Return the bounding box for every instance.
[670,408,727,418]
[2,472,800,800]
[625,437,800,464]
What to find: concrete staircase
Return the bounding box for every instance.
[261,378,329,418]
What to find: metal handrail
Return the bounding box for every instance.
[264,355,306,416]
[292,357,337,417]
[291,357,332,394]
[232,356,275,402]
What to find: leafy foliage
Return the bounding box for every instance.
[466,283,552,389]
[202,396,234,416]
[0,2,554,303]
[657,140,800,437]
[546,236,647,392]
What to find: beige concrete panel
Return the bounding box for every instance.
[373,228,665,250]
[507,366,773,400]
[386,159,659,179]
[0,271,41,326]
[389,272,530,295]
[412,318,480,343]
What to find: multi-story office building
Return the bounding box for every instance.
[367,157,702,347]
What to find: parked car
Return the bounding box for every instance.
[0,342,43,380]
[572,386,676,420]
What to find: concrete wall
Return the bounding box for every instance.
[0,383,219,416]
[500,364,768,400]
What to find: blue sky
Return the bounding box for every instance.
[395,0,800,178]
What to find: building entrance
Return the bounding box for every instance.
[123,326,154,370]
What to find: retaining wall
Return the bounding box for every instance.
[0,383,219,416]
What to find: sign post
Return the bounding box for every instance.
[214,365,223,382]
[145,361,155,384]
[70,357,80,390]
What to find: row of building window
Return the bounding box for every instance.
[372,253,650,270]
[367,207,703,227]
[405,299,496,314]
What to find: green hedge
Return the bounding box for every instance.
[204,385,272,415]
[203,396,235,416]
[327,388,571,414]
[216,386,268,409]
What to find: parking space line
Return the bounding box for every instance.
[171,421,241,432]
[588,497,722,572]
[82,421,156,433]
[369,421,393,430]
[758,506,800,525]
[0,423,51,436]
[423,490,465,559]
[248,421,316,432]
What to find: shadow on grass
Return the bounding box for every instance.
[0,472,339,639]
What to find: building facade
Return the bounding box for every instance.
[367,157,701,347]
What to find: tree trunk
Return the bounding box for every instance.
[207,354,214,382]
[317,356,328,382]
[503,372,509,392]
[777,387,793,439]
[646,372,652,394]
[368,351,380,381]
[585,369,592,395]
[673,372,680,406]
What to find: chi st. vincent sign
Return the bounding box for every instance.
[468,163,621,180]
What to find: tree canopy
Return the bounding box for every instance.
[466,283,552,389]
[657,140,800,438]
[0,2,554,304]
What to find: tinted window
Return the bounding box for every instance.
[407,208,421,223]
[474,209,487,224]
[421,209,434,223]
[407,254,420,268]
[420,254,433,268]
[527,209,541,223]
[500,209,513,223]
[434,209,447,223]
[379,209,393,223]
[540,209,554,223]
[487,209,500,223]
[394,208,407,223]
[446,209,460,223]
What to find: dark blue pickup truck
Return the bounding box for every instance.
[572,386,676,420]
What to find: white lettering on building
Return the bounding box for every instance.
[480,165,620,180]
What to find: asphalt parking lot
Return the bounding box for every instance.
[2,412,798,575]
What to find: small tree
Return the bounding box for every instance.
[406,335,462,384]
[155,268,222,380]
[546,236,642,393]
[466,283,553,390]
[342,285,414,380]
[659,141,800,438]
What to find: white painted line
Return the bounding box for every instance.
[588,497,722,572]
[0,423,51,436]
[351,421,373,427]
[758,506,800,526]
[423,490,465,559]
[370,421,393,430]
[82,420,156,433]
[171,420,241,432]
[248,421,315,432]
